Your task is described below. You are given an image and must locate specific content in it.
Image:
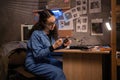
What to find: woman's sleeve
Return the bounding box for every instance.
[28,32,51,59]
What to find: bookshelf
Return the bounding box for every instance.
[111,0,120,80]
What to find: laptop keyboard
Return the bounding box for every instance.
[69,45,89,50]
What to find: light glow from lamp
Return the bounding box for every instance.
[105,22,111,31]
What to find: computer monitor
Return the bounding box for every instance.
[51,9,63,19]
[21,24,33,41]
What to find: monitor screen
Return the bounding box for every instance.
[21,24,33,41]
[51,9,63,19]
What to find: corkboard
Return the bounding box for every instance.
[47,0,70,9]
[58,30,73,38]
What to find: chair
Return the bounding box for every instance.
[8,48,46,80]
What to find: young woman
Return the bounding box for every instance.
[25,9,71,80]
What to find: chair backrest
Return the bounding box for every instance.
[8,48,27,67]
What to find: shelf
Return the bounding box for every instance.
[111,0,118,80]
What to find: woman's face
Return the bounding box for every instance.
[46,16,56,31]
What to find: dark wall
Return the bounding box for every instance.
[0,0,111,46]
[0,0,41,45]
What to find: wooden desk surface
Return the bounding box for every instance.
[55,48,110,80]
[54,49,110,54]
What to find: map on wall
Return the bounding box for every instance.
[47,0,71,9]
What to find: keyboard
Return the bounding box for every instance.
[69,45,89,50]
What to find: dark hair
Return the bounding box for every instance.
[29,9,58,40]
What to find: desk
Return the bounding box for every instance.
[54,49,110,80]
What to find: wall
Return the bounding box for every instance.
[65,0,111,46]
[0,0,47,45]
[0,0,111,46]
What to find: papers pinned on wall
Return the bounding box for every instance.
[89,0,101,13]
[91,19,103,35]
[76,16,88,32]
[76,0,88,15]
[58,20,73,30]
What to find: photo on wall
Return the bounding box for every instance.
[76,6,82,15]
[21,24,33,41]
[76,16,88,32]
[63,7,79,22]
[89,0,101,13]
[91,19,103,35]
[63,10,73,22]
[82,0,87,14]
[58,20,73,30]
[71,7,79,19]
[76,0,81,5]
[82,5,87,14]
[76,0,87,15]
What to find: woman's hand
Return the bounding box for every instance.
[53,38,63,49]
